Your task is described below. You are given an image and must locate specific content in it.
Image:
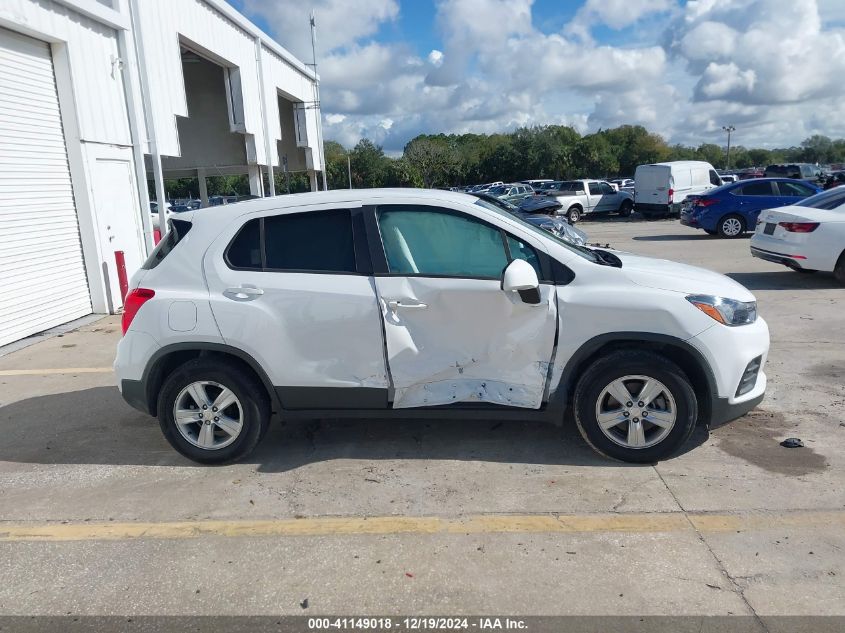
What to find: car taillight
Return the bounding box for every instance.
[694,198,717,207]
[668,188,674,203]
[778,222,819,233]
[121,288,155,335]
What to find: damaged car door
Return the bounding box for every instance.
[371,204,558,409]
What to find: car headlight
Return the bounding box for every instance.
[686,295,757,326]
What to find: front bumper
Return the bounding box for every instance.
[688,317,770,425]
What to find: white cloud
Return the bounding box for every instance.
[427,49,444,66]
[246,0,845,152]
[241,0,399,59]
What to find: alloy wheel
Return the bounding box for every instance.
[594,375,676,449]
[173,380,244,450]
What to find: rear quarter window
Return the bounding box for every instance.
[142,219,192,270]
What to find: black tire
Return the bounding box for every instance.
[157,358,270,464]
[704,229,718,236]
[566,206,582,223]
[717,214,746,238]
[573,350,698,463]
[835,252,845,285]
[618,200,633,217]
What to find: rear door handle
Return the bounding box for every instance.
[224,285,264,301]
[387,299,428,311]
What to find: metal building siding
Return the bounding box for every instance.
[0,0,131,146]
[0,28,91,346]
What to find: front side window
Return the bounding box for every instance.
[378,207,508,277]
[778,181,814,197]
[600,182,615,194]
[709,170,722,186]
[506,235,541,278]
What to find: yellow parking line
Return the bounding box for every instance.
[0,367,112,376]
[0,510,842,542]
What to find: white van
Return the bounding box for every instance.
[634,161,722,217]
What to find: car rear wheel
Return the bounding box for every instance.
[618,200,633,217]
[158,358,270,464]
[566,206,582,223]
[573,351,698,463]
[717,214,746,238]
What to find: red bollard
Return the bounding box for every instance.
[115,250,129,302]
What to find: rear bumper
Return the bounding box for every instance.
[635,203,670,215]
[120,379,152,415]
[750,245,807,269]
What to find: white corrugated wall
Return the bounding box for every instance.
[0,27,91,346]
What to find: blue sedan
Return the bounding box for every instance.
[680,178,822,238]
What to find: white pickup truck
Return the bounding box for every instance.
[541,179,634,223]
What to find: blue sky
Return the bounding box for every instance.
[231,0,845,153]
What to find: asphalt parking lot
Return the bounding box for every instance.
[1,217,843,623]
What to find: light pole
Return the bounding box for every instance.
[347,151,352,189]
[722,125,735,170]
[310,12,328,191]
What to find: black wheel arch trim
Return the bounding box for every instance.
[136,342,282,417]
[549,331,718,417]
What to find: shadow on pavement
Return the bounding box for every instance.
[0,386,708,471]
[727,271,842,290]
[633,233,729,241]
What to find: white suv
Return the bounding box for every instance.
[115,189,769,464]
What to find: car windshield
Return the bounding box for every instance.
[795,187,845,210]
[488,186,508,195]
[473,198,599,263]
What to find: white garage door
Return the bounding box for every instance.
[0,28,92,347]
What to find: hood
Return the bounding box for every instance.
[615,251,755,301]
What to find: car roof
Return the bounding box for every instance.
[183,188,481,224]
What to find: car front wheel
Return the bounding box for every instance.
[573,351,698,463]
[618,200,633,217]
[158,358,270,464]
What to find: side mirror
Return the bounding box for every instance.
[502,259,541,304]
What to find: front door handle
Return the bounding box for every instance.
[224,285,264,301]
[387,299,428,311]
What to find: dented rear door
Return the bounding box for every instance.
[371,204,558,409]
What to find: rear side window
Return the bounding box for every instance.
[225,209,356,273]
[142,219,192,270]
[738,181,775,196]
[264,210,355,272]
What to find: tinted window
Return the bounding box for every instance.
[143,219,192,270]
[797,188,845,210]
[226,219,262,269]
[600,182,615,194]
[778,181,814,197]
[709,170,722,186]
[738,181,775,196]
[264,210,355,272]
[378,207,508,277]
[589,183,602,195]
